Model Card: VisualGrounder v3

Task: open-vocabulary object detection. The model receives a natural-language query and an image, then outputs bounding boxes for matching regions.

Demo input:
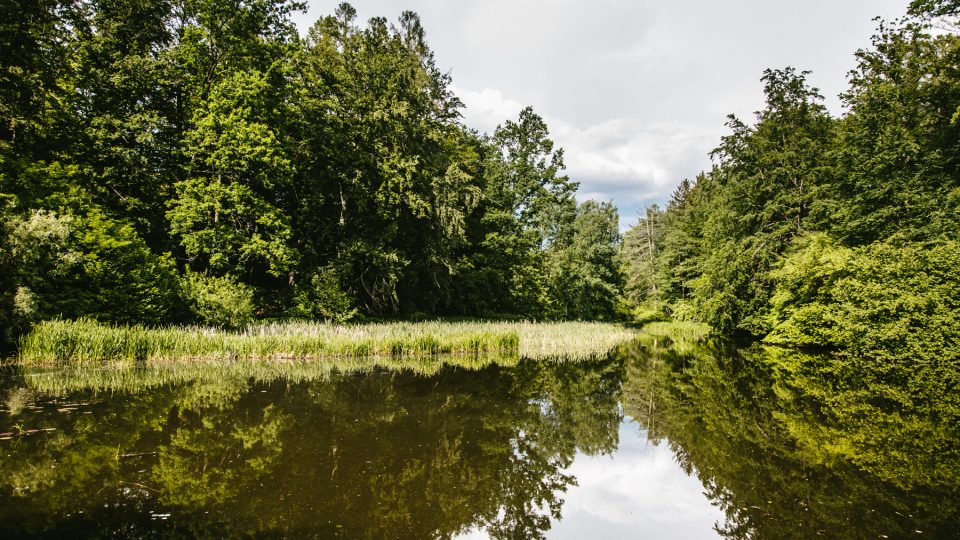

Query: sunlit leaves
[168,178,295,277]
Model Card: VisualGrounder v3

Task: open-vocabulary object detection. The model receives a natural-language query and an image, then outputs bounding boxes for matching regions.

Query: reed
[17,318,636,366]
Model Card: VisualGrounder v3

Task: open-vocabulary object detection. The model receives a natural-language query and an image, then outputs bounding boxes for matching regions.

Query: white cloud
[452,420,726,540]
[548,421,725,539]
[453,86,525,135]
[457,86,721,221]
[294,0,911,221]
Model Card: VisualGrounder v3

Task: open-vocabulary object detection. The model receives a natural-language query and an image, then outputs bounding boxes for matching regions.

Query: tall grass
[17,319,636,366]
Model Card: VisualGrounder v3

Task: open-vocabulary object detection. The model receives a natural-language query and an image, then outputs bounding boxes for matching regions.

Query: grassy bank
[17,319,636,365]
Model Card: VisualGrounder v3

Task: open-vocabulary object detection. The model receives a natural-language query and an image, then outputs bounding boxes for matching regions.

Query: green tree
[548,200,623,320]
[621,204,664,307]
[0,0,624,329]
[826,18,960,244]
[693,68,835,334]
[292,5,479,315]
[453,108,578,317]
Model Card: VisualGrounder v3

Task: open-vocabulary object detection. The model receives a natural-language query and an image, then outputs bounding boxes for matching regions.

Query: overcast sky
[292,1,910,226]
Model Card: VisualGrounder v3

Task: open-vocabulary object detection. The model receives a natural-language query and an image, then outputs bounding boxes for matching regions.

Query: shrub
[2,207,183,336]
[289,267,356,323]
[766,233,960,365]
[181,272,255,329]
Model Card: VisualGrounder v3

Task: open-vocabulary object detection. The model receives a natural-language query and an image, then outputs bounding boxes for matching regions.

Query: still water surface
[1,337,957,538]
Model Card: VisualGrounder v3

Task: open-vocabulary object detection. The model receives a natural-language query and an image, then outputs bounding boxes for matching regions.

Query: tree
[548,200,623,320]
[491,107,578,247]
[826,18,960,245]
[168,70,298,282]
[292,5,479,315]
[0,0,629,330]
[621,204,664,306]
[694,68,835,334]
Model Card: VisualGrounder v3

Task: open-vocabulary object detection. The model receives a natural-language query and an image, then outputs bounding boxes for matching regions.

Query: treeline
[624,0,960,363]
[0,0,624,342]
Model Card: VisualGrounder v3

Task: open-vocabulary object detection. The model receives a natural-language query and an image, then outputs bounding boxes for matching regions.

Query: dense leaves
[0,1,624,340]
[623,7,960,366]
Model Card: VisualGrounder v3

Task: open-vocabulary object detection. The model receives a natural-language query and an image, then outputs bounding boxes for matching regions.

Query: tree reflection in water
[0,357,624,538]
[621,335,960,539]
[1,337,958,538]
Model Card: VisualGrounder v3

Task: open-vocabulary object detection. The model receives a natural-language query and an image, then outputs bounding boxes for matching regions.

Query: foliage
[826,17,960,245]
[620,205,663,306]
[694,67,834,334]
[765,234,960,366]
[289,266,357,322]
[0,1,624,342]
[0,204,183,339]
[168,178,296,278]
[624,7,960,368]
[181,271,255,329]
[547,200,623,320]
[452,108,583,318]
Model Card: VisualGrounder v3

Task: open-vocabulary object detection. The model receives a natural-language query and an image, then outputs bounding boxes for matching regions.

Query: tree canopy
[621,7,960,366]
[0,1,624,342]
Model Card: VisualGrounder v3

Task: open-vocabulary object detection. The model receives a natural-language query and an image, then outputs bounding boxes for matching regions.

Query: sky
[292,0,910,227]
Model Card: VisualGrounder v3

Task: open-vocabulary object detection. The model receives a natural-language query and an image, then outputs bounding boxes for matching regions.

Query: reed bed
[18,319,636,366]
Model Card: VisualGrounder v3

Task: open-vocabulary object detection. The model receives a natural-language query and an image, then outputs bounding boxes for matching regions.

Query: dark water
[1,337,958,539]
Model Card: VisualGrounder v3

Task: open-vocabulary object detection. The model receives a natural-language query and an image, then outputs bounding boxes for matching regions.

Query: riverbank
[16,319,637,365]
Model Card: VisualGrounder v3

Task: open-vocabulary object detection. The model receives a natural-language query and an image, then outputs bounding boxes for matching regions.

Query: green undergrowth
[16,319,637,365]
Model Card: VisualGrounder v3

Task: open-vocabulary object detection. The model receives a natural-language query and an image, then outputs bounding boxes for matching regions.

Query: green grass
[17,318,636,366]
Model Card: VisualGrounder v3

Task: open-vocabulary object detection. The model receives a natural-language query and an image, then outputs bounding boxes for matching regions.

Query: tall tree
[621,204,664,306]
[292,5,478,315]
[548,200,623,320]
[695,68,835,333]
[827,18,960,244]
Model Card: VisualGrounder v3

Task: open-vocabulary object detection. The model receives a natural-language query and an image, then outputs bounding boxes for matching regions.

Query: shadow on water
[0,338,958,538]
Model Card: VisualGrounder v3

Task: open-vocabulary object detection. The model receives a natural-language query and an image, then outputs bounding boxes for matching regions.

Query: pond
[1,335,957,538]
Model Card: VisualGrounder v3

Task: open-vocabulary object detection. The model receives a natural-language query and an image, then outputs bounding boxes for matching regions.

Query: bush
[72,210,184,325]
[666,301,698,322]
[765,233,960,365]
[289,267,356,323]
[1,207,183,338]
[630,303,668,325]
[181,272,255,329]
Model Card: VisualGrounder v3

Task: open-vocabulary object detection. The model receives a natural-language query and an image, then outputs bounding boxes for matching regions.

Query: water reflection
[0,357,624,538]
[0,338,958,538]
[549,422,723,539]
[621,335,960,539]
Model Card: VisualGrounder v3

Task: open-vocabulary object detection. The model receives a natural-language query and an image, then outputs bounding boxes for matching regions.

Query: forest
[2,0,959,371]
[622,0,960,366]
[0,0,623,347]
